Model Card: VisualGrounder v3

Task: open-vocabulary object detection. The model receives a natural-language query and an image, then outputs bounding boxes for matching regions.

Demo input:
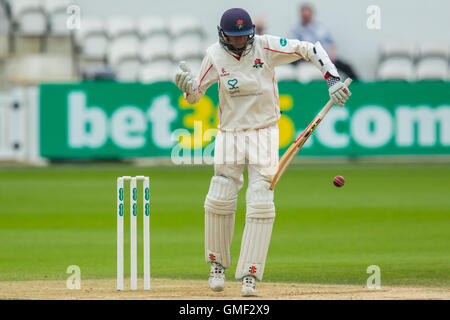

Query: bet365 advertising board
[39,81,450,160]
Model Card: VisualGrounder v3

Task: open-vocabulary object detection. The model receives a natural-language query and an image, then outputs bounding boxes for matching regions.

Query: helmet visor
[223,27,254,37]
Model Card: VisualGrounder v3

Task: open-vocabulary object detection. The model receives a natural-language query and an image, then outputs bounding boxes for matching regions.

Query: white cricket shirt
[185,34,318,131]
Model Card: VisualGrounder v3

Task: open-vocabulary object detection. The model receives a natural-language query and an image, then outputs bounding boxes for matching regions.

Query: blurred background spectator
[289,3,360,80]
[254,15,267,35]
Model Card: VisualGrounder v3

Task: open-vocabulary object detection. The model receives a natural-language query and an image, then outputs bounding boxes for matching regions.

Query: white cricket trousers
[204,124,278,281]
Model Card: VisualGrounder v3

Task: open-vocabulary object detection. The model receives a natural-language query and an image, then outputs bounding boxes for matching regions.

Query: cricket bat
[269,78,353,190]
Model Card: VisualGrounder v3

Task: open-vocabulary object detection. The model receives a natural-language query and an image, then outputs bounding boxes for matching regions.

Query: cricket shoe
[241,275,258,297]
[208,262,225,292]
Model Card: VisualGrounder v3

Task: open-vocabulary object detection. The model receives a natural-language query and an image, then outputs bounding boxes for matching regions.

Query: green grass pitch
[0,162,449,287]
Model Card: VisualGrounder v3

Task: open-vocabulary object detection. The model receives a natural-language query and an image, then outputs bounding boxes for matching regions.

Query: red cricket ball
[333,176,345,187]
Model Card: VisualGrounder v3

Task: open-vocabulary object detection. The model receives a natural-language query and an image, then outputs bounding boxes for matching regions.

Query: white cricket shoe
[208,262,225,292]
[241,275,258,297]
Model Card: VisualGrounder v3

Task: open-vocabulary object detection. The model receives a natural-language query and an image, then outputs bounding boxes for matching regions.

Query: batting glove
[174,61,197,95]
[328,80,351,107]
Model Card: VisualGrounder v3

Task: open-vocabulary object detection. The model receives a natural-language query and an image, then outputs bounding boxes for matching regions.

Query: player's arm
[263,35,351,106]
[174,54,218,105]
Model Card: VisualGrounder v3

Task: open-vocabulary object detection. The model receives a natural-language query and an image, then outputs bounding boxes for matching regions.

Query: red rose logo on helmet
[253,58,264,68]
[236,19,244,29]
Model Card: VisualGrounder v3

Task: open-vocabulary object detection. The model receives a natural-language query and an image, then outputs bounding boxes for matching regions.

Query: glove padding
[329,81,352,107]
[174,61,196,94]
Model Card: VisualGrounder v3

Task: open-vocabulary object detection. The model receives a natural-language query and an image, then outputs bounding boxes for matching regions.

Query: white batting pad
[204,175,239,268]
[235,216,274,280]
[235,180,275,280]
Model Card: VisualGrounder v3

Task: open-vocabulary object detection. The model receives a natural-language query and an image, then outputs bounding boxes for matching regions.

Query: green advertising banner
[39,81,450,159]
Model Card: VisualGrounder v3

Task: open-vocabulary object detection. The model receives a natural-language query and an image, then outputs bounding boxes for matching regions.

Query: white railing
[0,86,43,163]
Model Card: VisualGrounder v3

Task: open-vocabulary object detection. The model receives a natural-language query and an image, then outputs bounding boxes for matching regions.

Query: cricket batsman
[174,8,351,296]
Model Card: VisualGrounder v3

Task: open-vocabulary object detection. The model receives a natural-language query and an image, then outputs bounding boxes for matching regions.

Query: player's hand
[174,61,196,94]
[329,81,351,107]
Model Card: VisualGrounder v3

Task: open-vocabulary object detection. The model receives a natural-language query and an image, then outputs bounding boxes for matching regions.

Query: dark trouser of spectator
[334,59,359,81]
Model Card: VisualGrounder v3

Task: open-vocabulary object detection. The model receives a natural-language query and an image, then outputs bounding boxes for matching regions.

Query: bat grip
[319,78,353,117]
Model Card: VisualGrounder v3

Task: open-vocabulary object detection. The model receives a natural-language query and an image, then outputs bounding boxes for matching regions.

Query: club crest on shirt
[220,67,230,77]
[253,58,264,69]
[280,38,287,46]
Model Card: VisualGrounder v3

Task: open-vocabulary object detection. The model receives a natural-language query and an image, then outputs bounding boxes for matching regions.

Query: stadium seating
[379,40,415,61]
[182,57,202,75]
[1,8,213,83]
[140,34,171,62]
[416,57,448,81]
[297,62,323,82]
[69,14,209,83]
[107,40,140,81]
[45,0,74,55]
[10,0,47,36]
[169,16,204,38]
[8,0,46,56]
[106,16,139,48]
[1,3,448,85]
[171,34,205,61]
[75,17,108,60]
[104,16,141,81]
[416,41,450,81]
[376,40,450,81]
[138,16,168,37]
[138,59,174,83]
[419,41,449,60]
[45,0,72,35]
[377,57,415,81]
[275,64,297,81]
[138,16,171,63]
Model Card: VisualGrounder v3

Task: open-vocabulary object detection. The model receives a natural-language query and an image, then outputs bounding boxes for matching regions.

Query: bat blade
[269,78,352,190]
